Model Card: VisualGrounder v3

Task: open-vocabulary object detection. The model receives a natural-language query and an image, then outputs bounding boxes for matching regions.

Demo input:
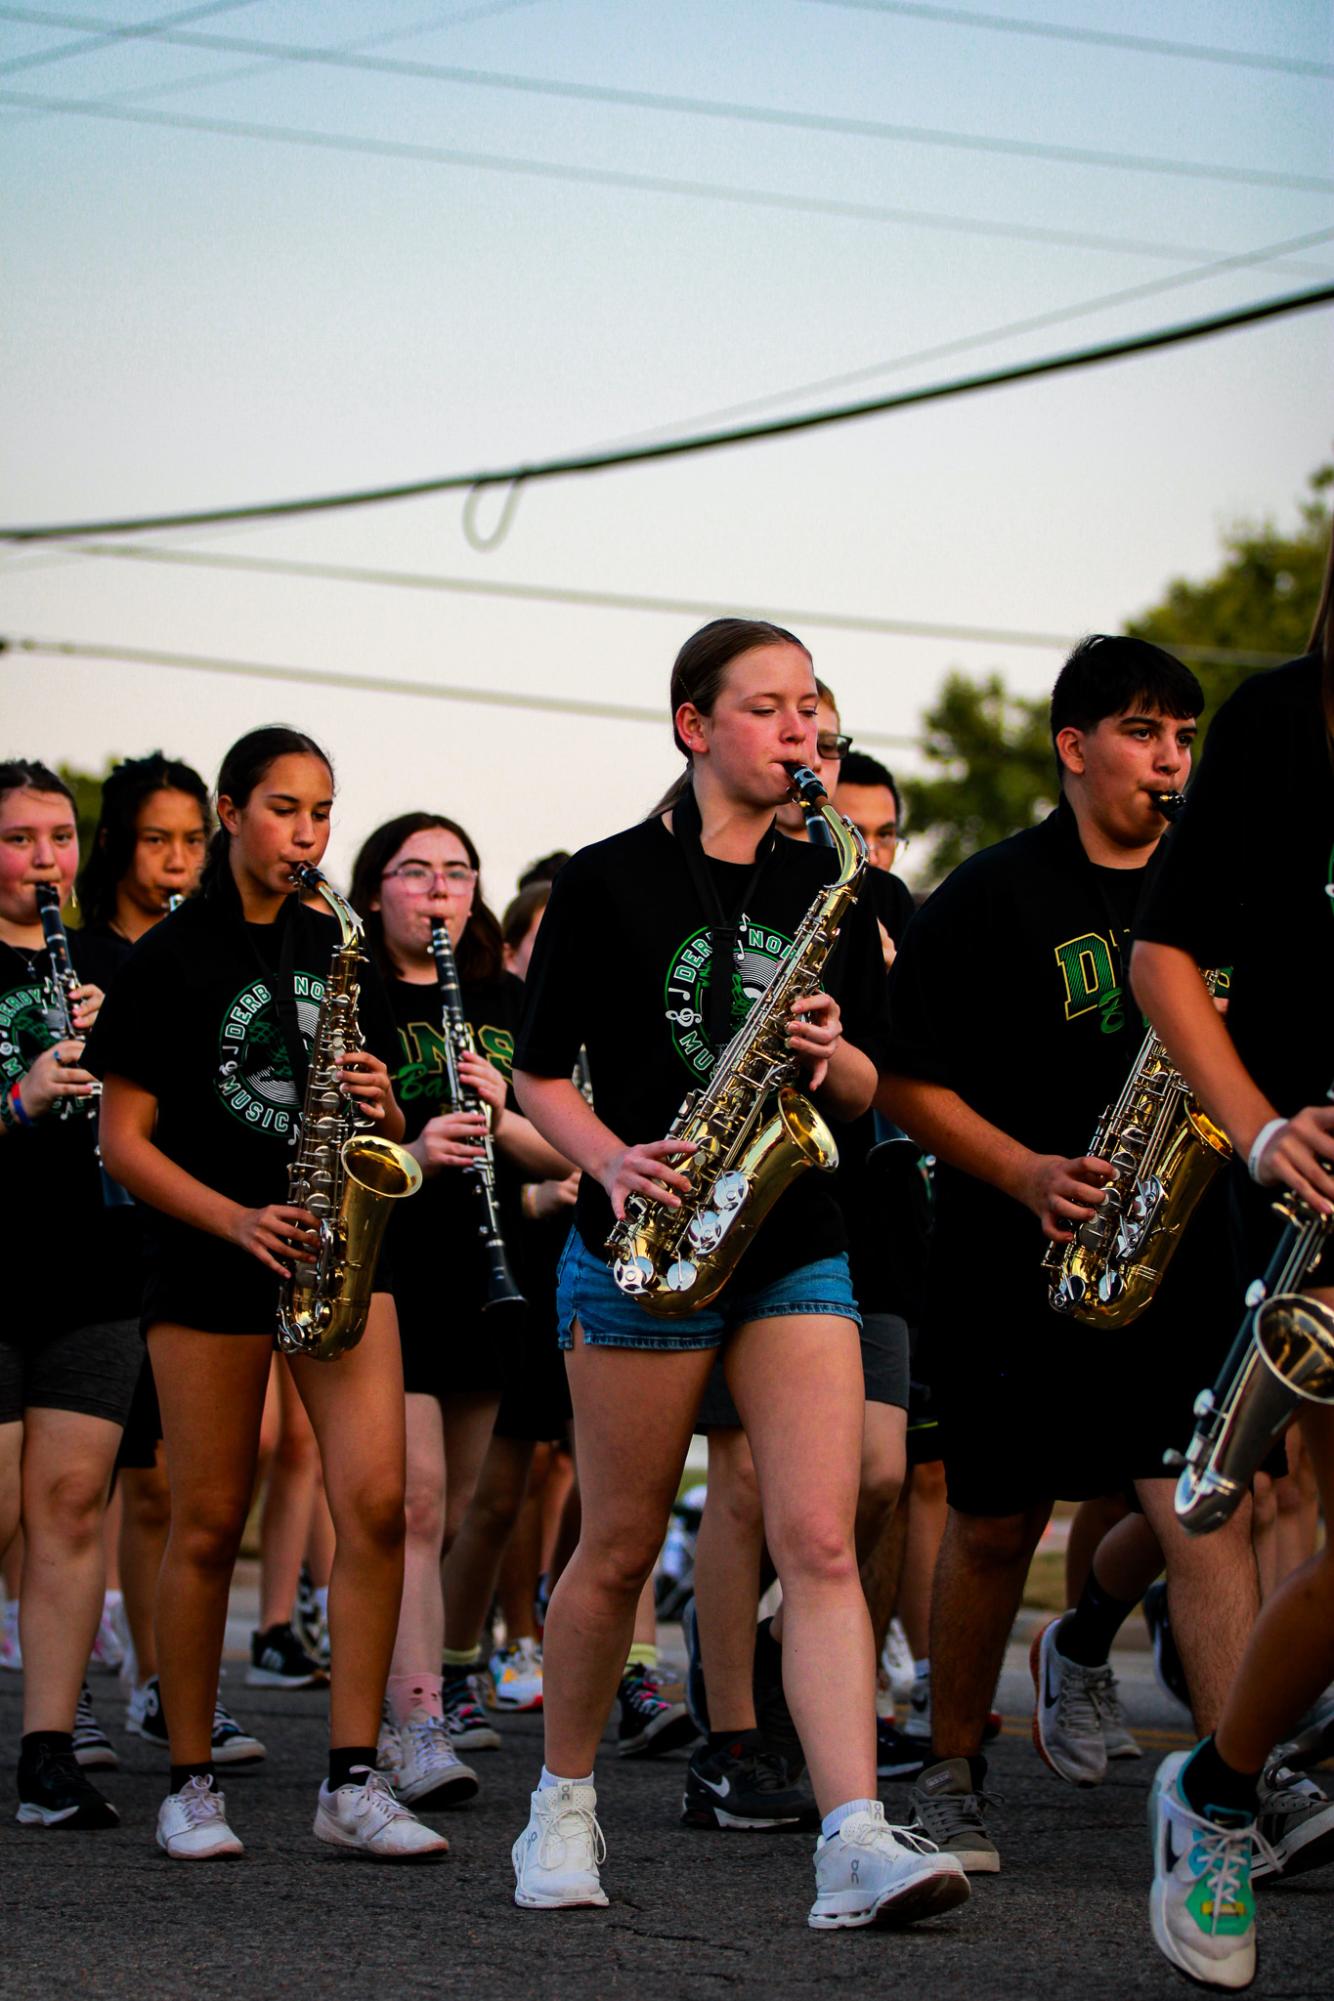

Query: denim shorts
[554,1228,861,1353]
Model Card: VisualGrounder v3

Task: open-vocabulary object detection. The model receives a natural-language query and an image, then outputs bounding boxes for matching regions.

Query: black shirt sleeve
[513,858,595,1079]
[829,877,892,1073]
[83,930,179,1098]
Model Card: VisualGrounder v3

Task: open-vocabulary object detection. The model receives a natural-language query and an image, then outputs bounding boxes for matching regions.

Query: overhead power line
[3,283,1331,544]
[0,0,255,78]
[0,634,920,747]
[39,541,1293,671]
[802,0,1334,80]
[4,85,1332,280]
[2,5,1328,195]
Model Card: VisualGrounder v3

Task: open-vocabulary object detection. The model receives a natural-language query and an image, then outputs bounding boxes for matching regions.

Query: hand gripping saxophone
[1172,1103,1334,1535]
[605,765,867,1317]
[277,865,422,1361]
[1043,970,1231,1327]
[33,883,99,1121]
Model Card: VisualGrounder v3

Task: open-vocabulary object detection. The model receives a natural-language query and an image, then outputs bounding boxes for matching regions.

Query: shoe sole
[449,1728,502,1752]
[245,1669,328,1689]
[158,1833,245,1859]
[313,1821,449,1861]
[810,1866,972,1929]
[1028,1622,1105,1790]
[212,1745,267,1768]
[514,1888,609,1909]
[396,1773,481,1810]
[74,1747,120,1771]
[1149,1879,1254,1990]
[17,1799,120,1829]
[681,1800,805,1831]
[619,1711,700,1760]
[493,1694,543,1712]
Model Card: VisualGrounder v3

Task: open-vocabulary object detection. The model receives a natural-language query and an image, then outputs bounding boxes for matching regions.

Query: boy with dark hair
[876,637,1331,1875]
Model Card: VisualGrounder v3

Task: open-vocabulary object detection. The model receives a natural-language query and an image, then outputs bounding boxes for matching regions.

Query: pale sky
[3,0,1331,898]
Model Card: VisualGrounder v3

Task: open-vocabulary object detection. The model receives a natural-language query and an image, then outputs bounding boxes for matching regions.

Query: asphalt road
[3,1633,1330,2001]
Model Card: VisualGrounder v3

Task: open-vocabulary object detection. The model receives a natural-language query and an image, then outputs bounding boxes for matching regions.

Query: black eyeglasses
[816,732,853,760]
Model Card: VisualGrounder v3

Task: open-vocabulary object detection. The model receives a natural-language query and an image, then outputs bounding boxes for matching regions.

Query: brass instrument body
[1045,981,1230,1328]
[277,866,422,1362]
[1174,1188,1334,1535]
[605,766,865,1318]
[33,883,99,1121]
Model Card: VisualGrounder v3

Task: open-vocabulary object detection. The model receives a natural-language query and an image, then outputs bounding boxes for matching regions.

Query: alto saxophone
[605,765,867,1317]
[1172,1103,1334,1535]
[277,865,422,1362]
[1044,970,1231,1327]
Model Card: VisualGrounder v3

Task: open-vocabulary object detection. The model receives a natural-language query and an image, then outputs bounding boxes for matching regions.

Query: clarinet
[33,884,99,1121]
[428,917,525,1312]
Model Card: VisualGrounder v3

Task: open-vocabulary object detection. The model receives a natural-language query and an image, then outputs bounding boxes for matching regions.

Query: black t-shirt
[1136,656,1334,1117]
[83,888,399,1317]
[382,967,526,1317]
[513,814,891,1290]
[884,798,1159,1334]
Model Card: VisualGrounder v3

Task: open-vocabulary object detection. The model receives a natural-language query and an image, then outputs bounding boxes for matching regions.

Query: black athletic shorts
[905,1326,942,1469]
[694,1310,910,1431]
[398,1289,519,1401]
[115,1350,163,1469]
[0,1319,143,1428]
[492,1302,572,1441]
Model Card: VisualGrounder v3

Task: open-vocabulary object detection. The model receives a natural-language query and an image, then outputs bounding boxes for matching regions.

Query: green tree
[1126,463,1330,722]
[903,671,1056,882]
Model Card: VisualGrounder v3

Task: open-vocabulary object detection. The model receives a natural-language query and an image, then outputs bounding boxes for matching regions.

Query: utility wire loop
[462,477,524,553]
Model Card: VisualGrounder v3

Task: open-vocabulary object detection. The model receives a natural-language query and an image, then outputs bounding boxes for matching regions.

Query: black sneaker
[211,1697,267,1768]
[442,1669,502,1752]
[73,1683,118,1771]
[126,1676,170,1747]
[682,1732,812,1829]
[752,1616,806,1784]
[617,1664,698,1758]
[16,1741,119,1828]
[293,1561,330,1669]
[877,1715,929,1780]
[245,1622,328,1689]
[1142,1580,1191,1715]
[681,1595,709,1734]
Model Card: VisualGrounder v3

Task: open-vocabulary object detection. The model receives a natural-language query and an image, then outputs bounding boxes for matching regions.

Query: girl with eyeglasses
[347,815,571,1809]
[86,727,446,1863]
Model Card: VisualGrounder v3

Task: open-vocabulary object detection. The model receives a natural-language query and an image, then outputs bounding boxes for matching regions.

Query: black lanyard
[671,781,778,1048]
[240,896,311,1108]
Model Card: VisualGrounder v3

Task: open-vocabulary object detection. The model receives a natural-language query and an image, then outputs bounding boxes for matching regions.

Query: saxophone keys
[664,1258,699,1293]
[613,1255,654,1294]
[714,1171,747,1212]
[687,1211,726,1253]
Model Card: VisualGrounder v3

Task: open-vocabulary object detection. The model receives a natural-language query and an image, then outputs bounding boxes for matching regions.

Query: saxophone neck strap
[671,779,778,1049]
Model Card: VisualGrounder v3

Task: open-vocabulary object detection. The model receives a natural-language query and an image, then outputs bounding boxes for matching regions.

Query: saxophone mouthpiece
[290,863,325,894]
[1152,792,1186,821]
[784,763,826,806]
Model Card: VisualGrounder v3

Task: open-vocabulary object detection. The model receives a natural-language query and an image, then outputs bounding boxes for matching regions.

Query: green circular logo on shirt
[663,920,792,1081]
[0,981,55,1087]
[214,972,326,1136]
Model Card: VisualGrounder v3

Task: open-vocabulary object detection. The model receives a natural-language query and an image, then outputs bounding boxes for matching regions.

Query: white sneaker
[1102,1671,1143,1761]
[1030,1616,1109,1788]
[89,1593,126,1674]
[313,1771,450,1860]
[393,1712,480,1809]
[1,1602,22,1673]
[377,1706,403,1778]
[512,1781,609,1909]
[490,1638,544,1711]
[809,1801,971,1930]
[881,1619,916,1707]
[156,1776,244,1860]
[1148,1750,1269,1991]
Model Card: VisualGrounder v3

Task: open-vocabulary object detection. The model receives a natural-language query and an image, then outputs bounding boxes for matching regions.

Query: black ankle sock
[1058,1575,1139,1667]
[21,1730,74,1761]
[708,1727,762,1756]
[1180,1736,1259,1821]
[170,1761,214,1794]
[329,1745,379,1792]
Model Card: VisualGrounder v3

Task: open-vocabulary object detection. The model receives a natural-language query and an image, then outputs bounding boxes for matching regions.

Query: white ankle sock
[822,1797,878,1840]
[539,1765,594,1792]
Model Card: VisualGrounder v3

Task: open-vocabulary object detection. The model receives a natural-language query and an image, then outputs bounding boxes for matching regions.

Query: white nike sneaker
[313,1771,450,1860]
[809,1802,971,1930]
[156,1776,244,1860]
[512,1781,609,1909]
[1030,1616,1110,1788]
[393,1712,480,1808]
[1148,1750,1271,1991]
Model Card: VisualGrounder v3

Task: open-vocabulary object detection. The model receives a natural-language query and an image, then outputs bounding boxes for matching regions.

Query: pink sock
[387,1673,444,1726]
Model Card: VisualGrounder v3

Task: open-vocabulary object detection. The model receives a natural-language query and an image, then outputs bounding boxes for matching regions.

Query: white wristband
[1247,1117,1287,1183]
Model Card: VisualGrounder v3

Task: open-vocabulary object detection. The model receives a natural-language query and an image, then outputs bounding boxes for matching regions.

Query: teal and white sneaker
[1148,1750,1268,1991]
